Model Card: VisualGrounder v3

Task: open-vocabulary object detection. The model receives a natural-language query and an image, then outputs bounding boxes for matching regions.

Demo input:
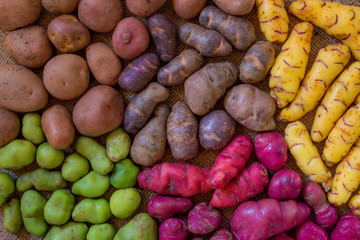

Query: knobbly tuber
[123,82,170,134]
[147,196,193,220]
[296,221,329,240]
[159,218,189,240]
[187,202,222,235]
[185,62,238,116]
[331,213,360,239]
[209,229,234,240]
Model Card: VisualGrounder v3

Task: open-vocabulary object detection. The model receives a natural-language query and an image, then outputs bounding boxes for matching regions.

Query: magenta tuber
[269,233,294,240]
[331,212,360,240]
[147,195,193,220]
[159,218,189,240]
[187,202,222,235]
[296,221,329,240]
[268,169,302,200]
[209,228,234,240]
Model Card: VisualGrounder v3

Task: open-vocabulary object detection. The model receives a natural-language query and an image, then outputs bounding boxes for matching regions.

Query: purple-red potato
[126,0,167,18]
[268,169,302,201]
[86,42,122,86]
[43,54,89,100]
[118,53,160,92]
[254,131,288,171]
[296,221,329,240]
[159,218,189,240]
[78,0,123,32]
[331,213,360,240]
[187,202,221,235]
[302,182,338,229]
[41,105,75,150]
[172,0,207,20]
[0,64,48,112]
[73,85,124,137]
[192,239,204,240]
[0,107,20,148]
[148,14,177,62]
[4,25,53,69]
[209,228,234,240]
[41,0,80,14]
[269,233,294,240]
[213,0,255,16]
[47,14,90,53]
[112,17,150,60]
[0,0,42,30]
[230,199,311,240]
[147,196,194,220]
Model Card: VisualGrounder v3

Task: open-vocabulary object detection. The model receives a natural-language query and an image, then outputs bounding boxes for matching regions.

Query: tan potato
[41,105,75,150]
[213,0,255,16]
[0,107,20,148]
[43,54,89,100]
[86,42,122,86]
[4,25,53,69]
[126,0,167,18]
[0,0,42,30]
[0,64,48,112]
[41,0,80,14]
[78,0,123,33]
[172,0,207,20]
[73,85,124,137]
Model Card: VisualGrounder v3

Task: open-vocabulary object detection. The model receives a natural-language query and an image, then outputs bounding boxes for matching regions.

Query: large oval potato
[41,0,80,14]
[0,0,42,30]
[0,64,48,112]
[4,25,53,69]
[172,0,207,20]
[0,107,20,148]
[43,54,89,100]
[213,0,255,16]
[73,86,124,137]
[126,0,167,18]
[41,105,75,150]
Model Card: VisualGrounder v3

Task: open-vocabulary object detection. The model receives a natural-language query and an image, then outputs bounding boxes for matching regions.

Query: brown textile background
[0,0,359,239]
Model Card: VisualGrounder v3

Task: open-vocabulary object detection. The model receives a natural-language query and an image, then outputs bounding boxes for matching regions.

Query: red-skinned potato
[296,221,329,240]
[126,0,167,18]
[0,107,20,148]
[268,169,302,201]
[213,0,255,16]
[112,17,150,60]
[41,0,80,14]
[172,0,207,20]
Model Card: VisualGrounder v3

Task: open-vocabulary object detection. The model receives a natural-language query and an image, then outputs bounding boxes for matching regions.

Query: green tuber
[110,158,139,189]
[114,213,158,240]
[86,223,115,240]
[0,171,15,206]
[44,221,88,240]
[0,139,36,170]
[36,142,65,169]
[22,112,45,144]
[106,127,131,162]
[110,188,141,218]
[3,198,23,234]
[61,153,90,182]
[44,189,75,225]
[72,198,112,224]
[72,170,110,198]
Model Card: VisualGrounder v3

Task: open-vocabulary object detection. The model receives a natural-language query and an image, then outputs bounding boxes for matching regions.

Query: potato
[126,0,167,18]
[73,85,124,137]
[4,25,53,69]
[225,84,276,132]
[112,17,150,60]
[47,14,91,53]
[41,105,75,150]
[213,0,255,16]
[43,54,89,100]
[41,0,80,14]
[172,0,207,20]
[0,64,48,112]
[0,107,20,148]
[0,0,42,30]
[78,0,123,33]
[86,42,122,86]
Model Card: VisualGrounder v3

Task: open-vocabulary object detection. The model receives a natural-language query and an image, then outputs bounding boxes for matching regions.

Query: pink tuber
[296,221,329,240]
[187,202,222,235]
[254,132,288,171]
[209,228,234,240]
[268,169,302,200]
[147,196,193,220]
[269,233,294,240]
[159,218,189,240]
[331,212,360,240]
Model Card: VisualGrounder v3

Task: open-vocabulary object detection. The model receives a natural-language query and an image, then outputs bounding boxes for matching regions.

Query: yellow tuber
[356,94,360,105]
[349,191,360,215]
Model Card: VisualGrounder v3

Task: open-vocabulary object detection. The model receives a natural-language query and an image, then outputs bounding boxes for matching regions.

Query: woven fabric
[1,0,360,239]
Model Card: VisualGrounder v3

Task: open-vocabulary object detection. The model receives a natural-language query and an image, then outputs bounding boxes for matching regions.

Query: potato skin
[86,42,122,86]
[0,107,20,148]
[112,17,150,60]
[126,0,167,18]
[47,14,91,53]
[43,54,89,100]
[41,0,80,14]
[41,105,75,150]
[225,84,276,132]
[172,0,207,20]
[213,0,255,16]
[0,64,48,112]
[4,25,53,69]
[73,85,124,137]
[78,0,123,33]
[0,0,42,30]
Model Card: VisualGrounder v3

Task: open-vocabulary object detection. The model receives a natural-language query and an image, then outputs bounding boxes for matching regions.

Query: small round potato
[0,107,20,148]
[41,105,75,150]
[47,14,91,53]
[78,0,123,33]
[86,43,122,86]
[43,54,89,100]
[0,0,42,30]
[172,0,207,20]
[73,86,124,137]
[126,0,167,18]
[41,0,80,14]
[213,0,255,16]
[4,25,53,69]
[112,17,150,60]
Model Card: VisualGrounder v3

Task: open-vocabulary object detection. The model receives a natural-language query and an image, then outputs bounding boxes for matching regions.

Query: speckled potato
[41,0,80,14]
[213,0,255,15]
[47,14,90,53]
[126,0,167,18]
[0,107,20,148]
[172,0,207,20]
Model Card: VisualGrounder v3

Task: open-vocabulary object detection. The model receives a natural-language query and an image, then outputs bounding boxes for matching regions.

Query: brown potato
[213,0,255,16]
[86,42,122,86]
[0,64,48,112]
[126,0,167,18]
[0,0,42,30]
[41,105,75,150]
[43,54,89,100]
[78,0,123,33]
[172,0,207,20]
[4,25,53,69]
[0,107,20,148]
[73,85,124,137]
[41,0,80,14]
[47,14,91,53]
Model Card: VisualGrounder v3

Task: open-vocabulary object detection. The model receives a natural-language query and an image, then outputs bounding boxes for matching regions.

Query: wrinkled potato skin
[0,107,20,148]
[41,105,75,150]
[126,0,167,18]
[0,64,48,112]
[0,0,42,30]
[173,0,207,20]
[41,0,80,14]
[47,14,90,53]
[78,0,123,33]
[86,43,122,86]
[4,26,53,69]
[213,0,255,15]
